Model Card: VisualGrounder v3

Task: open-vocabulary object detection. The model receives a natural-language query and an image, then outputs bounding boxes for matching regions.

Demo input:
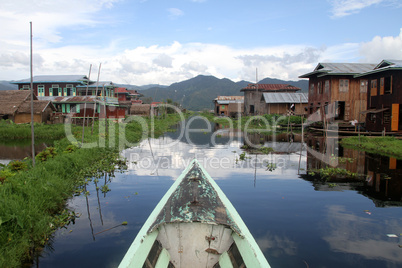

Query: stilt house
[299,63,376,123]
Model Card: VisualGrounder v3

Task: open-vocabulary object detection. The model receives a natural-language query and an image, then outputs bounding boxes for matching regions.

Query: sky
[0,0,402,85]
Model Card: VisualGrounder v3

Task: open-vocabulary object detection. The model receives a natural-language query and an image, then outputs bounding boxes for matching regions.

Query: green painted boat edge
[118,160,195,268]
[118,159,271,268]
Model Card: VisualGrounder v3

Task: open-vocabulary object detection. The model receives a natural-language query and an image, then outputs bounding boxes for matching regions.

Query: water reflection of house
[355,60,402,132]
[245,132,303,153]
[0,90,55,124]
[305,134,365,174]
[304,135,402,207]
[213,96,244,117]
[364,153,402,207]
[299,63,376,123]
[241,84,301,115]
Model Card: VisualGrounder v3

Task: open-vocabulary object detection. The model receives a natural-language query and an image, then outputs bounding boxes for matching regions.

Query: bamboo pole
[91,63,101,135]
[81,64,92,145]
[30,22,35,166]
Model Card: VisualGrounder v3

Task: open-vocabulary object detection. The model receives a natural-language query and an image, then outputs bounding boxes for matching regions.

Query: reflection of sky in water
[37,123,402,268]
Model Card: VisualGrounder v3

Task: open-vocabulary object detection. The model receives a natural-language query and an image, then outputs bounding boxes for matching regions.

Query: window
[51,84,61,96]
[65,84,73,96]
[370,80,377,96]
[380,78,384,95]
[324,80,329,93]
[318,82,323,94]
[384,76,392,94]
[249,105,255,114]
[221,105,225,110]
[309,84,315,94]
[22,85,30,90]
[339,79,349,92]
[360,80,368,93]
[38,85,44,96]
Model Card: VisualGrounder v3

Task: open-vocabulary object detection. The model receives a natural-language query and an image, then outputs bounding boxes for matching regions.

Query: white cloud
[330,0,385,18]
[153,54,173,68]
[0,40,358,85]
[168,8,184,19]
[359,29,402,62]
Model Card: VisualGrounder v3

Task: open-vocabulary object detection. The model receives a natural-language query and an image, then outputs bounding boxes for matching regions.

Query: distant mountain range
[0,81,17,90]
[139,75,308,111]
[1,76,308,111]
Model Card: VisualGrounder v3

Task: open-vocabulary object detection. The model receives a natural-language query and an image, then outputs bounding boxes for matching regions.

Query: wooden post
[30,22,35,166]
[91,63,101,135]
[81,64,92,145]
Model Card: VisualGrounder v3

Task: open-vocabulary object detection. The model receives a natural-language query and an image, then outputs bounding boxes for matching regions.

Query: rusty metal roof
[39,96,97,102]
[262,92,308,104]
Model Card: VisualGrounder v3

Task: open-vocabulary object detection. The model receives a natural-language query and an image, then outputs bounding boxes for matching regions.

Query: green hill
[140,75,308,111]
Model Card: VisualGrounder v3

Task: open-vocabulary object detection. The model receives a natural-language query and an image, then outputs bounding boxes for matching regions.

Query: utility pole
[256,68,259,115]
[30,22,35,166]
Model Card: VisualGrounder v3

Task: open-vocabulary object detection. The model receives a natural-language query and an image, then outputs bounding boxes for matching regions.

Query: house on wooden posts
[261,92,308,116]
[355,60,402,132]
[11,75,126,122]
[213,96,244,117]
[0,90,55,123]
[299,63,376,123]
[116,87,143,116]
[241,84,301,115]
[116,88,141,102]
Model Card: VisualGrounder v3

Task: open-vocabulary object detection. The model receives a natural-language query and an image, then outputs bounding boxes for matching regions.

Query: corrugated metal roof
[375,59,402,69]
[216,100,244,104]
[242,84,300,91]
[299,62,376,78]
[262,92,308,104]
[39,96,97,102]
[215,96,244,101]
[355,59,402,77]
[12,75,88,84]
[76,81,114,88]
[316,63,376,74]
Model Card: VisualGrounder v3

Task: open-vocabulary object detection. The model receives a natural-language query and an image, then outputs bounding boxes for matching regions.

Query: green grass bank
[199,111,305,132]
[0,113,186,267]
[340,136,402,159]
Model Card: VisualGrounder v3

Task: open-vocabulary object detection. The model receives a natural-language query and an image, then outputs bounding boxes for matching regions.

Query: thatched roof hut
[0,90,56,123]
[0,90,33,116]
[130,104,151,116]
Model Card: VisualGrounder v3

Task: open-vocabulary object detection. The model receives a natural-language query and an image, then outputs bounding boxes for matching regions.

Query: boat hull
[119,159,270,268]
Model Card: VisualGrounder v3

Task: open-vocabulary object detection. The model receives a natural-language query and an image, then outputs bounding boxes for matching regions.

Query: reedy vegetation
[0,113,186,267]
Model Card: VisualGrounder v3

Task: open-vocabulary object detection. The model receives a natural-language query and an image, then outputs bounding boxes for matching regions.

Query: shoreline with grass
[0,113,187,267]
[340,136,402,159]
[199,111,305,133]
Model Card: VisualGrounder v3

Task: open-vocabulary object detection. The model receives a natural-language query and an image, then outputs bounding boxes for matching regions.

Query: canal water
[25,117,402,267]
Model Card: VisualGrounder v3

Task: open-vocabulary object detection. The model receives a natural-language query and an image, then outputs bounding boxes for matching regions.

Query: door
[391,103,399,131]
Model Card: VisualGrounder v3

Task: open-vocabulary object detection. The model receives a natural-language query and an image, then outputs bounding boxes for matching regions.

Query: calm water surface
[33,118,402,268]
